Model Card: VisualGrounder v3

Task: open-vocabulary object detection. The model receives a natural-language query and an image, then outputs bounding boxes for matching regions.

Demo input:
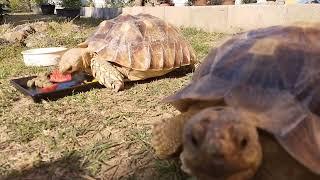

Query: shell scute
[164,23,320,174]
[83,14,196,71]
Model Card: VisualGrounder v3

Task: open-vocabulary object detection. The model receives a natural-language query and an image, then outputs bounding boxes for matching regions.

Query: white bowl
[21,47,68,67]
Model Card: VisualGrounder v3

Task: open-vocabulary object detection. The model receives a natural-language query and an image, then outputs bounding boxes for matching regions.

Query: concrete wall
[81,0,106,7]
[81,5,320,33]
[81,7,122,19]
[80,0,132,8]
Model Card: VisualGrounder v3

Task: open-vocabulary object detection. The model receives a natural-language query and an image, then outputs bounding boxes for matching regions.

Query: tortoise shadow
[123,65,194,91]
[1,152,91,180]
[36,67,192,102]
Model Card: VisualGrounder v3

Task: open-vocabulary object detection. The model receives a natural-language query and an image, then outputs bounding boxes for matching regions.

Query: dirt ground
[0,13,228,180]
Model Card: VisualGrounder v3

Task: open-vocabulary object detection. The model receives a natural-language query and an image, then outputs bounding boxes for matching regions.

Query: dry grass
[0,15,227,180]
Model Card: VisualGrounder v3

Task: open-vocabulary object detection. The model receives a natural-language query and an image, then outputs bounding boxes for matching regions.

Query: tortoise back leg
[151,109,198,159]
[91,57,125,92]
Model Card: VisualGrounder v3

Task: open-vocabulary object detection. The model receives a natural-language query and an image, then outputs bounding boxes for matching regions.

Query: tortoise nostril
[67,67,73,72]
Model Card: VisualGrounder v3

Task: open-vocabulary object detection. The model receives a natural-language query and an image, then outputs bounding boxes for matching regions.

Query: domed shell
[164,23,320,175]
[83,14,196,71]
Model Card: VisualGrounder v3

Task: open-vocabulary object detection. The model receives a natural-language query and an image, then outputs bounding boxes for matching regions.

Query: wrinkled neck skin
[77,42,93,73]
[81,49,94,74]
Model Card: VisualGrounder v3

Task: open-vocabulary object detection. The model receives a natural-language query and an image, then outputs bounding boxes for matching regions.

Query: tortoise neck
[81,48,93,72]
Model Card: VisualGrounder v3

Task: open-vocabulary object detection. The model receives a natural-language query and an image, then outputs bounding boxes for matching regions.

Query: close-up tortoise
[57,13,197,91]
[152,22,320,179]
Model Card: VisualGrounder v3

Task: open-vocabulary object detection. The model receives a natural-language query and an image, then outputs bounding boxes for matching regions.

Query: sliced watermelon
[50,69,72,83]
[39,83,59,93]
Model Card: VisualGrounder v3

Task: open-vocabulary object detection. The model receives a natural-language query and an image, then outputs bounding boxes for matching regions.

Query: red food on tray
[39,83,59,93]
[49,69,72,83]
[10,73,103,103]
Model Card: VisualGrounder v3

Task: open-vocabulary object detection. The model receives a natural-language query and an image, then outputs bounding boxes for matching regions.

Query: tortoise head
[181,107,262,180]
[58,47,93,74]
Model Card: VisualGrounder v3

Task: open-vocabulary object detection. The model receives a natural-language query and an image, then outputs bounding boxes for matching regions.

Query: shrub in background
[9,0,32,12]
[61,0,82,8]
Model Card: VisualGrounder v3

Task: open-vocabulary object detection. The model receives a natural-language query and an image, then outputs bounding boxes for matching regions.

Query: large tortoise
[58,14,196,91]
[151,22,320,179]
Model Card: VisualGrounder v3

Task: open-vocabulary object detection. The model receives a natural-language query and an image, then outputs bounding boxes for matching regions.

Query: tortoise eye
[240,138,248,149]
[191,134,199,147]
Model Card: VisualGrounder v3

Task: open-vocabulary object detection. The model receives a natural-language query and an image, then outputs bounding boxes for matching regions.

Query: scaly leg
[91,57,125,92]
[151,110,198,159]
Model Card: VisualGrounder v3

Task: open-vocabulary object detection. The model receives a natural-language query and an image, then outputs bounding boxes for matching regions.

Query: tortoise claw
[112,81,124,92]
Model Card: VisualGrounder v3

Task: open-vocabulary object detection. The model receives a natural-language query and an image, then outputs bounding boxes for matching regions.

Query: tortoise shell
[81,14,196,71]
[164,23,320,174]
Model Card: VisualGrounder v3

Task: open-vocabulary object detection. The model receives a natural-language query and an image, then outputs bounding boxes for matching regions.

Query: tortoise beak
[58,63,73,74]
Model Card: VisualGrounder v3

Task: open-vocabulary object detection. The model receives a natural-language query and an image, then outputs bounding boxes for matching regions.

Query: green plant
[9,0,32,11]
[31,0,43,5]
[61,0,82,8]
[85,0,95,7]
[105,0,134,7]
[0,0,10,6]
[32,0,55,5]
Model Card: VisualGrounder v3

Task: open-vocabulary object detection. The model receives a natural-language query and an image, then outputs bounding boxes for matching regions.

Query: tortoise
[58,13,196,91]
[151,22,320,180]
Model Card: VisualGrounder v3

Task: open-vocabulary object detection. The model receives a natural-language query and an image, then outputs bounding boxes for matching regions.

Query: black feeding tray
[10,74,105,103]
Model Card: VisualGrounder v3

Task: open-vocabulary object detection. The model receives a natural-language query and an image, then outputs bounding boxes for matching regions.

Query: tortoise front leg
[91,57,125,92]
[151,109,198,159]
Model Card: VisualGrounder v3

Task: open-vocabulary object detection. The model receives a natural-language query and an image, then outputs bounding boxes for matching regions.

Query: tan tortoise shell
[81,13,197,71]
[163,22,320,175]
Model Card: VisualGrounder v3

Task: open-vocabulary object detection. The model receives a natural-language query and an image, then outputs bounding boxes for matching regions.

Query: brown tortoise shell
[164,23,320,175]
[81,13,196,71]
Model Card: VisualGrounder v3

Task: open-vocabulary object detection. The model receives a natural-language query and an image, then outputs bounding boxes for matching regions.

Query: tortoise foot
[91,57,125,92]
